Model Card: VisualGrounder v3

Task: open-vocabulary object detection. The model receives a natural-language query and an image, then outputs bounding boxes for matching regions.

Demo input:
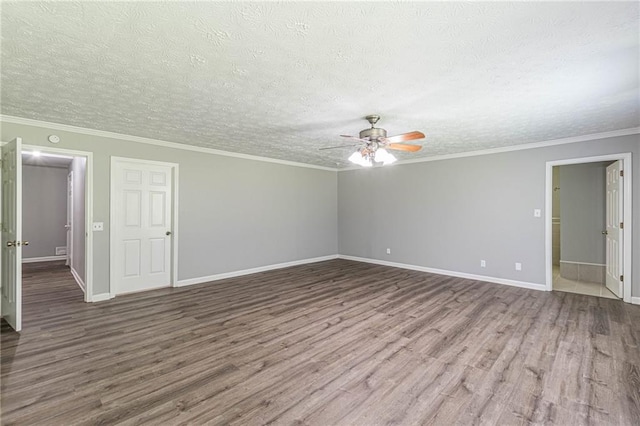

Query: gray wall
[70,157,86,283]
[2,121,338,295]
[559,162,610,265]
[22,165,68,259]
[338,135,640,297]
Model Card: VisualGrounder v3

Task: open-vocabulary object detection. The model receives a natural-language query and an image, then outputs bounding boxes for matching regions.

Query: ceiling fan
[321,115,425,167]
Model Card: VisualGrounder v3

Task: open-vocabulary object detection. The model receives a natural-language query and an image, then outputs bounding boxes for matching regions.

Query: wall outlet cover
[92,222,104,231]
[480,260,486,267]
[55,246,67,255]
[515,262,522,271]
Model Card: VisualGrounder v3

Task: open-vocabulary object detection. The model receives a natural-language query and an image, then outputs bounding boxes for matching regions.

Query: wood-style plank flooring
[2,259,639,425]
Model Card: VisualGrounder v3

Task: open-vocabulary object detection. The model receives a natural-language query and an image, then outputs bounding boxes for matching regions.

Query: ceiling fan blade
[340,134,369,142]
[383,131,425,143]
[319,144,359,150]
[387,143,422,152]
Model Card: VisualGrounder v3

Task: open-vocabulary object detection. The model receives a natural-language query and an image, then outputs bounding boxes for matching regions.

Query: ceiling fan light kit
[326,115,425,168]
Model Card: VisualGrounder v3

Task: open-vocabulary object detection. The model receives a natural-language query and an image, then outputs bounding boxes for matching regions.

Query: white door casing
[112,159,174,294]
[1,137,22,331]
[605,160,623,298]
[545,153,632,303]
[66,171,73,266]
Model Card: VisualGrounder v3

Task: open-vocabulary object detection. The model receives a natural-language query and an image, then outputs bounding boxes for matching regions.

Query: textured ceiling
[2,2,639,168]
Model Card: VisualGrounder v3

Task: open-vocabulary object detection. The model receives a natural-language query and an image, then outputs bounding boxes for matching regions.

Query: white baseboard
[22,255,66,263]
[176,255,339,287]
[337,255,546,291]
[632,297,640,305]
[91,293,114,302]
[70,266,85,293]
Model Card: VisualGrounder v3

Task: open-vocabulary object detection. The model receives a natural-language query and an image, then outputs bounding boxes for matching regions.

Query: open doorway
[22,150,86,295]
[551,161,616,298]
[545,153,632,303]
[21,144,94,305]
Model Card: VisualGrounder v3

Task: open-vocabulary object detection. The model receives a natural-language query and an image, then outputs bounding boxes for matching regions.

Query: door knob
[22,241,29,246]
[602,230,608,235]
[6,241,15,247]
[166,231,172,236]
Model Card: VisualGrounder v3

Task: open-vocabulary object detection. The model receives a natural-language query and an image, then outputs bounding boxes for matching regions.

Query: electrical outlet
[515,262,522,271]
[534,209,541,218]
[92,222,104,231]
[480,260,486,268]
[386,248,391,255]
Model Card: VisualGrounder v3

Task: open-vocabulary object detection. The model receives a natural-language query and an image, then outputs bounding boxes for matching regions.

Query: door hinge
[620,275,624,282]
[620,222,624,229]
[620,170,624,177]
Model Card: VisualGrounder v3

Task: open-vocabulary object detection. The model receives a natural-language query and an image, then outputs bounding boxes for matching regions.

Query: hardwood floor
[2,259,639,425]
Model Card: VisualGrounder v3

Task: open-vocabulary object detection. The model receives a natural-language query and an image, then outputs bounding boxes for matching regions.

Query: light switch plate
[92,222,104,231]
[534,209,541,217]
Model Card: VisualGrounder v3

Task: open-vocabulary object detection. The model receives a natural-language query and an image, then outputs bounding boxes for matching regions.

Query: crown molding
[0,115,338,172]
[3,115,637,173]
[338,127,640,171]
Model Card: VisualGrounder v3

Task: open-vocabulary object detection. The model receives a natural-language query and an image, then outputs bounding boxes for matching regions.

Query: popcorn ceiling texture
[1,2,638,168]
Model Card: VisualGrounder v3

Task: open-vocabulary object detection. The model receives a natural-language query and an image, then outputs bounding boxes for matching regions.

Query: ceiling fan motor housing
[359,127,387,141]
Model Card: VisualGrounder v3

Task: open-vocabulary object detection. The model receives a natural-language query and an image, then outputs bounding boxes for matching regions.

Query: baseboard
[176,254,339,287]
[70,266,85,293]
[22,255,66,263]
[91,293,114,302]
[632,297,640,305]
[337,255,546,291]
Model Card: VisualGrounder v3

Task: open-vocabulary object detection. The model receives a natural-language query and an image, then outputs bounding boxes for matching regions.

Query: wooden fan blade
[384,131,425,143]
[387,143,422,152]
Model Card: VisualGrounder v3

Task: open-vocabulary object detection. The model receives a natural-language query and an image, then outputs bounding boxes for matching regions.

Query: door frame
[66,170,73,267]
[545,153,632,303]
[109,157,179,298]
[22,144,95,303]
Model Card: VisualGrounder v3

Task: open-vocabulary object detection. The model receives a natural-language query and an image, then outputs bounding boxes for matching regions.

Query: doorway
[545,153,632,303]
[21,144,93,303]
[22,150,86,294]
[1,140,94,332]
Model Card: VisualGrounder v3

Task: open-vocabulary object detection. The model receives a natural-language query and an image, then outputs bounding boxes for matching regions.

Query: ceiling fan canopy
[321,115,425,167]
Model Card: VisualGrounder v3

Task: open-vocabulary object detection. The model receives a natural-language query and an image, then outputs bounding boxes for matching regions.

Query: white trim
[0,115,337,172]
[339,127,640,171]
[22,255,66,263]
[110,157,179,297]
[23,144,94,303]
[558,260,606,267]
[632,297,640,305]
[91,293,114,303]
[545,153,633,303]
[337,255,545,291]
[176,255,339,287]
[70,266,85,293]
[171,165,179,293]
[4,116,638,174]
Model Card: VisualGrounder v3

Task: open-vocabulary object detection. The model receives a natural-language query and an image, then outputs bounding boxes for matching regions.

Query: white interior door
[1,137,23,331]
[66,171,73,266]
[113,159,173,294]
[605,160,623,298]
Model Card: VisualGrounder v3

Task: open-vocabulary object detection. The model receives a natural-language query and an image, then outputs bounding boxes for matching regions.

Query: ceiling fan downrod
[360,115,387,140]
